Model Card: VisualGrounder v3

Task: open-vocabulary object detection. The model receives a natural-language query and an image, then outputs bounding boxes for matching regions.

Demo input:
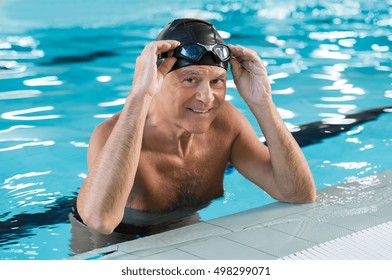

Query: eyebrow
[180,70,227,79]
[180,70,203,77]
[215,73,227,79]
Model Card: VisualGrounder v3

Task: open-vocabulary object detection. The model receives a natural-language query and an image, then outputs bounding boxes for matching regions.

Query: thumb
[158,57,177,77]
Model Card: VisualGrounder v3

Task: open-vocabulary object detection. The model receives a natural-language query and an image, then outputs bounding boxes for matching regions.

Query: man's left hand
[229,44,272,106]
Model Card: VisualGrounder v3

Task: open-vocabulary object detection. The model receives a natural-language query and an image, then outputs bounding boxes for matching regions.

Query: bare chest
[128,144,230,211]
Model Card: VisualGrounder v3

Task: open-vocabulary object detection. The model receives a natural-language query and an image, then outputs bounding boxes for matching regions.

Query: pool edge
[68,169,392,260]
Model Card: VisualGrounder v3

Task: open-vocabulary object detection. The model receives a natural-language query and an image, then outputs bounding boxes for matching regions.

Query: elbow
[76,203,120,235]
[276,181,317,204]
[293,188,316,203]
[292,182,317,203]
[83,216,117,235]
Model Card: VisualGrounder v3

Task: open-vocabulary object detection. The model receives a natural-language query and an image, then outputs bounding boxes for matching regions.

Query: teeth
[190,108,209,113]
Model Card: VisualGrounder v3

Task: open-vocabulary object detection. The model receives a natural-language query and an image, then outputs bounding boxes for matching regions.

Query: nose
[195,81,214,105]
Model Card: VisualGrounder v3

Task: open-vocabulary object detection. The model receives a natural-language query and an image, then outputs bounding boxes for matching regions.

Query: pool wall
[69,169,392,260]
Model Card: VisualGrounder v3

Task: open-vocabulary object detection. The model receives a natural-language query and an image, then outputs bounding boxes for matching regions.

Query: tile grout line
[218,235,279,259]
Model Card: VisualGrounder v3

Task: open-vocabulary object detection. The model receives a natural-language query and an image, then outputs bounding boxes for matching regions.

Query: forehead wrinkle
[216,72,227,79]
[179,68,227,78]
[180,70,203,77]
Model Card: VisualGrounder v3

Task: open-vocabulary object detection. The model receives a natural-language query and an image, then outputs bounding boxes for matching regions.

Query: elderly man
[76,18,316,236]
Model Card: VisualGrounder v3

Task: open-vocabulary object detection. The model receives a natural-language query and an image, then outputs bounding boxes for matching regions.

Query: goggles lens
[213,45,230,61]
[178,45,204,61]
[175,43,231,62]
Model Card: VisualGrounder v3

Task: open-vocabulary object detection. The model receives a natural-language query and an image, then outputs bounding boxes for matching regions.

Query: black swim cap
[156,18,229,71]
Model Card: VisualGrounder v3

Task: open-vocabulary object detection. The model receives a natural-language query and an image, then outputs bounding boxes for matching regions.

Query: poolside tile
[100,251,141,260]
[67,244,119,260]
[222,226,316,258]
[263,214,353,244]
[69,170,392,260]
[368,202,392,220]
[140,249,203,260]
[314,210,389,232]
[117,222,231,254]
[315,170,392,210]
[375,170,392,186]
[207,202,316,231]
[336,183,392,213]
[179,236,276,259]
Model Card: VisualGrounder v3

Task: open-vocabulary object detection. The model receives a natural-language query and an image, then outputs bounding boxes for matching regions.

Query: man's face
[160,65,227,134]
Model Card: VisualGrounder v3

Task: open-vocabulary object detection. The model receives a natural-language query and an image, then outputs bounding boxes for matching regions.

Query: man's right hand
[131,40,180,97]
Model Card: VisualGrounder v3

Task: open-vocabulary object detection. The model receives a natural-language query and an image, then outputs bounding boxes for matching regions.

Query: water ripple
[3,171,52,185]
[0,61,27,75]
[23,76,63,87]
[0,141,55,152]
[98,98,126,107]
[0,49,44,60]
[0,125,35,134]
[0,90,41,100]
[1,106,61,121]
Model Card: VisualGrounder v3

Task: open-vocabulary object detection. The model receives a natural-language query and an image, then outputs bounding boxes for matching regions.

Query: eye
[211,78,225,85]
[183,77,198,84]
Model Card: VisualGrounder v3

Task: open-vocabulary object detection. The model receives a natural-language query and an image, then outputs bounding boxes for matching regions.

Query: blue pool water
[0,0,391,259]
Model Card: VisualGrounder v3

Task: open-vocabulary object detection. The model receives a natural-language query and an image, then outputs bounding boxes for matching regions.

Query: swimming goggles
[160,43,231,62]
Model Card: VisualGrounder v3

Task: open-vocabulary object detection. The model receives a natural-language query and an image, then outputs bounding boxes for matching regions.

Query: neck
[145,101,194,157]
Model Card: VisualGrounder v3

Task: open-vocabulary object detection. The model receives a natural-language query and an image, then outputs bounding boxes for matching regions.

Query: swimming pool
[0,0,391,259]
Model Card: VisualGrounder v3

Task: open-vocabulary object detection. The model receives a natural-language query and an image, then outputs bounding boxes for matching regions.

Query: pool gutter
[68,169,392,260]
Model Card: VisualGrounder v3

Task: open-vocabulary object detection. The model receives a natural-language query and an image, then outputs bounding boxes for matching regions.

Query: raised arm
[228,44,316,203]
[76,40,180,234]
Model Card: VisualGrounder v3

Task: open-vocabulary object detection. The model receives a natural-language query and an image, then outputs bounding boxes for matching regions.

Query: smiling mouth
[188,108,210,114]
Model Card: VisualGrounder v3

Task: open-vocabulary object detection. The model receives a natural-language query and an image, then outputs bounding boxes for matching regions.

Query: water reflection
[321,96,356,102]
[311,49,351,60]
[272,88,294,95]
[23,76,63,86]
[309,31,358,41]
[338,39,356,48]
[1,106,61,121]
[0,141,55,152]
[331,161,369,170]
[96,75,112,82]
[1,171,54,208]
[94,114,115,119]
[315,104,357,114]
[0,125,35,133]
[69,141,88,148]
[98,98,126,107]
[371,44,389,52]
[0,60,27,75]
[0,90,41,100]
[0,49,44,60]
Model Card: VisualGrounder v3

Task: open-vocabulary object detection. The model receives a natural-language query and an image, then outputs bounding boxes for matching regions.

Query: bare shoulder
[91,112,121,141]
[87,112,121,167]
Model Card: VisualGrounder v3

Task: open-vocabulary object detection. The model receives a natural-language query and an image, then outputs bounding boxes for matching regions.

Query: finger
[230,45,268,75]
[158,57,177,77]
[150,40,180,55]
[241,60,267,76]
[229,44,261,63]
[229,57,242,81]
[228,44,243,57]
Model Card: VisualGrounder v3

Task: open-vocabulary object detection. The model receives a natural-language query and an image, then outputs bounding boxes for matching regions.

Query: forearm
[247,96,316,203]
[77,92,152,233]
